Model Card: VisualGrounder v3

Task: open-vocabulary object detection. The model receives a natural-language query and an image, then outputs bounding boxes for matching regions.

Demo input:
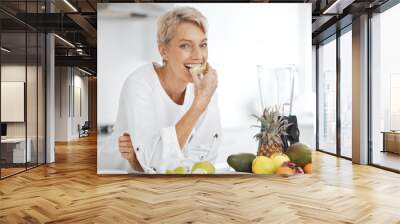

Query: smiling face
[159,22,208,83]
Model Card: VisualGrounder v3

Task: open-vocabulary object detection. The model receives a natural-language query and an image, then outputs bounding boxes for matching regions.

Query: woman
[114,7,222,174]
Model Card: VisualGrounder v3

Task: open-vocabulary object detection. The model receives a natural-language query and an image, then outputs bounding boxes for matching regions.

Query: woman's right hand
[119,132,144,172]
[192,63,218,112]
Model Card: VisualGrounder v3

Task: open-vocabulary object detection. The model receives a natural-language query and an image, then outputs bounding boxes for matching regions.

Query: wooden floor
[1,167,26,178]
[1,163,45,178]
[1,135,400,223]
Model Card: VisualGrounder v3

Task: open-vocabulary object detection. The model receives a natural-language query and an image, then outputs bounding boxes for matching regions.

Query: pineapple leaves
[251,106,293,146]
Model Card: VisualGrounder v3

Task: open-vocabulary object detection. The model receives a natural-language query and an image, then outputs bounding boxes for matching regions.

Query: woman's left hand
[192,63,218,112]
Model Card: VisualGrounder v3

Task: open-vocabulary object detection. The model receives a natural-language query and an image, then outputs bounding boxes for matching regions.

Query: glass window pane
[340,29,352,158]
[1,30,27,177]
[1,1,46,179]
[26,0,39,170]
[318,37,337,154]
[371,3,400,171]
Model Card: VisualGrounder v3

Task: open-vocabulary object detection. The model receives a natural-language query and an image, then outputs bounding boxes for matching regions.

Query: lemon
[174,166,186,174]
[272,154,290,169]
[252,156,275,174]
[270,152,283,159]
[191,161,215,174]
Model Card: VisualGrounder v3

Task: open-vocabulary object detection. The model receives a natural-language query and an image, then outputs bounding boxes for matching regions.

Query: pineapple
[252,106,291,157]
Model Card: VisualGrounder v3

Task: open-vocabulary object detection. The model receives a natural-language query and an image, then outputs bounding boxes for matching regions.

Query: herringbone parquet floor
[1,134,400,223]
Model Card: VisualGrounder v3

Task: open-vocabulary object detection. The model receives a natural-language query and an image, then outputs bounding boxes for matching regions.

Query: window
[340,29,352,158]
[318,37,337,154]
[0,1,46,179]
[371,2,400,171]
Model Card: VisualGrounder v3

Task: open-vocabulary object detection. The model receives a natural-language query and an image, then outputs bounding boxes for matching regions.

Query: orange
[303,163,312,174]
[276,166,295,176]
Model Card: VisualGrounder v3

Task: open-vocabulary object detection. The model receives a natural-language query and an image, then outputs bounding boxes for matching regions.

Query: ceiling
[1,0,97,74]
[311,0,391,44]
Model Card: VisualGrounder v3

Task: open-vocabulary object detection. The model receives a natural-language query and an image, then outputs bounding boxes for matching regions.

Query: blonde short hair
[157,7,208,44]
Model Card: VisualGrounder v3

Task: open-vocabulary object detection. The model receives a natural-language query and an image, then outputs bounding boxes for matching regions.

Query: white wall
[177,4,313,129]
[98,3,313,140]
[1,65,27,146]
[72,73,89,137]
[54,67,89,141]
[1,65,38,137]
[98,3,171,126]
[1,64,46,163]
[55,67,68,141]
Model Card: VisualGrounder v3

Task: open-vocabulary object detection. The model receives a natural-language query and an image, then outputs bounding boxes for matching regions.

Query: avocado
[227,153,256,173]
[286,143,312,168]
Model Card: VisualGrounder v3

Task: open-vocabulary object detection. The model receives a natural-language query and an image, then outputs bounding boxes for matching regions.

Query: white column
[352,14,369,164]
[46,33,55,163]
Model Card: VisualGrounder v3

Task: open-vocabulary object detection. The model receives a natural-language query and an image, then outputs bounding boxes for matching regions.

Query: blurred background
[97,3,313,173]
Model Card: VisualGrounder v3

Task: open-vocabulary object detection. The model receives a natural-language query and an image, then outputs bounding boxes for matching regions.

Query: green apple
[191,161,215,174]
[166,166,186,174]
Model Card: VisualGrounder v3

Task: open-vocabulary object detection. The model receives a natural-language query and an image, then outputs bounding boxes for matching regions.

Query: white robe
[112,63,222,174]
